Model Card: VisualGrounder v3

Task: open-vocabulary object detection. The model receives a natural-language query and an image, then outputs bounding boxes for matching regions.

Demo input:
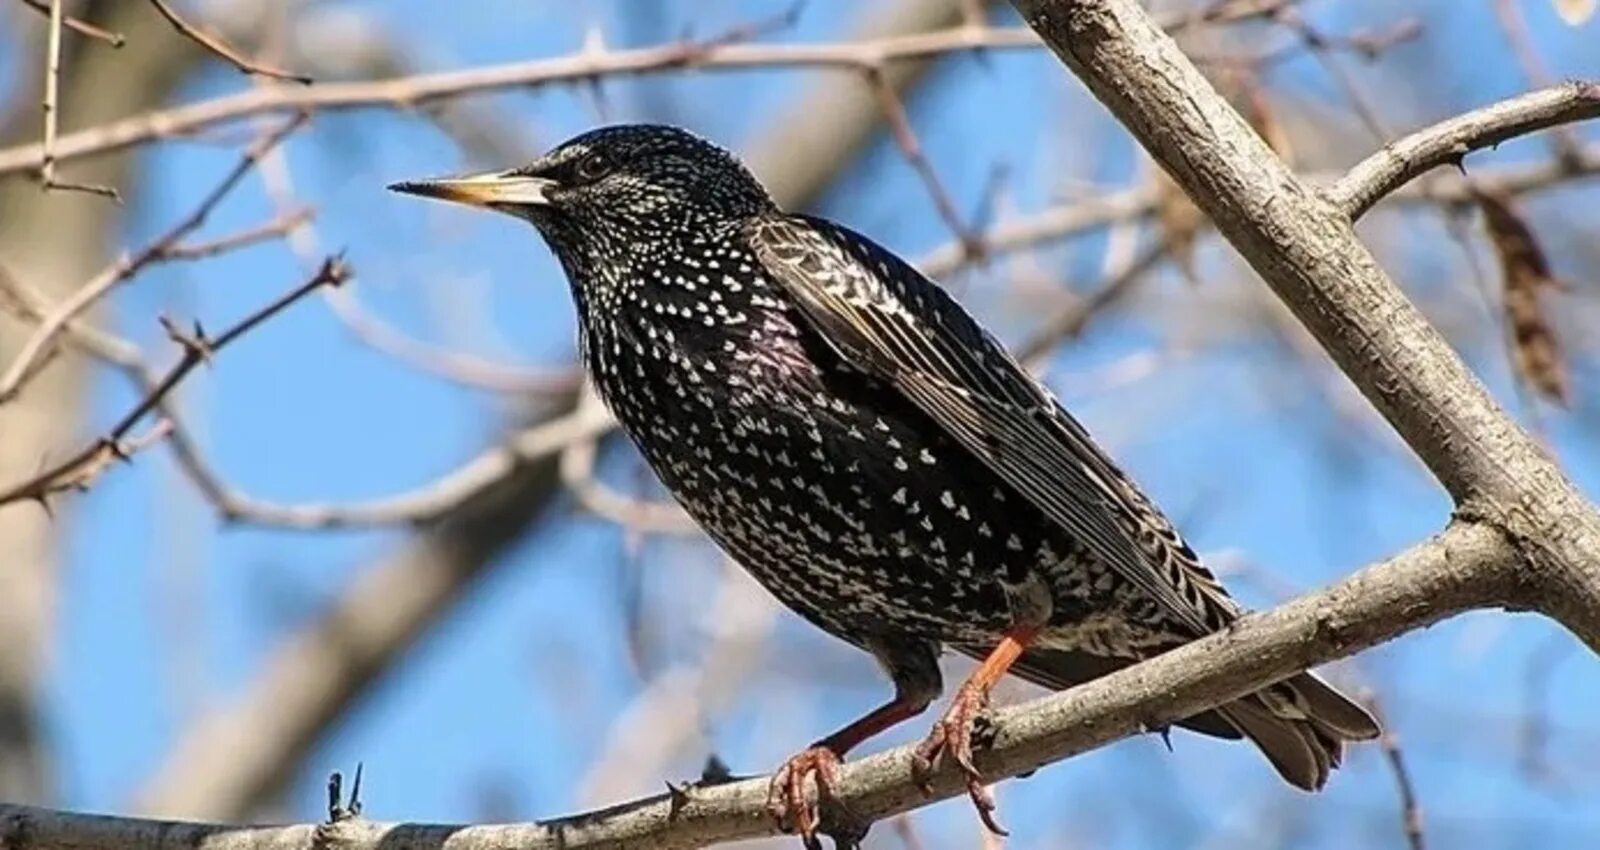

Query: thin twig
[180,404,609,530]
[868,67,985,260]
[0,257,349,508]
[1018,235,1172,367]
[160,206,315,260]
[1271,6,1391,141]
[0,2,1298,178]
[1363,694,1426,850]
[322,287,583,394]
[16,0,125,46]
[1332,82,1600,219]
[1490,0,1585,165]
[0,114,308,404]
[37,0,119,199]
[145,0,312,84]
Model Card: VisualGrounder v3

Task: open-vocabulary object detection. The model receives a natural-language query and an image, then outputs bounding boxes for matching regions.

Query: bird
[390,124,1380,843]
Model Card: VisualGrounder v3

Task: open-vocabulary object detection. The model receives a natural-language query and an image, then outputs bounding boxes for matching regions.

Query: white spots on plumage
[546,135,1184,653]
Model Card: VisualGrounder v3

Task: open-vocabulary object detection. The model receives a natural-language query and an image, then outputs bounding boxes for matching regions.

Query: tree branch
[145,0,311,84]
[0,522,1518,849]
[1008,0,1600,649]
[0,256,348,508]
[15,0,125,46]
[0,26,1041,177]
[1333,81,1600,219]
[0,1,1292,179]
[0,114,306,405]
[35,0,119,198]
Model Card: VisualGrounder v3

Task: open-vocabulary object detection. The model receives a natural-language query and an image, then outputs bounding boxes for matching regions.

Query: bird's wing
[747,213,1238,635]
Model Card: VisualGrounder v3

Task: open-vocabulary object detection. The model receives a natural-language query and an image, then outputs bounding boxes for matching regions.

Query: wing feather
[747,213,1235,635]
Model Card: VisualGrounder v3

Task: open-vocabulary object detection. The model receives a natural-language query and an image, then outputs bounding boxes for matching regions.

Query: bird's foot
[911,683,1007,836]
[767,745,843,849]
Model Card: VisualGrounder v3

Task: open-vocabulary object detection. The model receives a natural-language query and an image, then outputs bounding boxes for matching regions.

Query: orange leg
[913,625,1039,836]
[768,692,930,846]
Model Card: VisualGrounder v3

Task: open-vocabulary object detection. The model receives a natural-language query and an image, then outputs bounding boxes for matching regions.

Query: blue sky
[21,1,1600,848]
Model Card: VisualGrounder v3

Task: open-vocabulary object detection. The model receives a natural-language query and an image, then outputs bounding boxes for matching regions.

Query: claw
[767,745,843,847]
[912,682,1009,836]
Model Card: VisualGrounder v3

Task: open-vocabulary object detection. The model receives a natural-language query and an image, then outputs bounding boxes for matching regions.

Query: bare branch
[1333,82,1600,218]
[37,0,119,198]
[867,67,983,257]
[0,522,1518,849]
[0,115,307,404]
[15,0,124,47]
[0,26,1037,178]
[321,286,581,394]
[0,257,348,508]
[187,404,611,530]
[145,0,311,84]
[1489,0,1586,164]
[0,2,1294,179]
[1364,694,1426,850]
[160,206,315,260]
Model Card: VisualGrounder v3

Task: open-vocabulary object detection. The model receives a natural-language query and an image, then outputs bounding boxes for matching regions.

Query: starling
[391,124,1379,840]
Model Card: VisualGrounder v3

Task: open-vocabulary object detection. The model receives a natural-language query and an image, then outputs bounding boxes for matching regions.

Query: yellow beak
[387,170,555,207]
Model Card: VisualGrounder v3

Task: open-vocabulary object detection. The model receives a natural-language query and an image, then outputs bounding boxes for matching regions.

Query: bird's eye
[574,154,610,183]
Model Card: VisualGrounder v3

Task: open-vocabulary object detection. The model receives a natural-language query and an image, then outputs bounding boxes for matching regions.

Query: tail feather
[1279,669,1383,739]
[1220,671,1379,791]
[992,647,1379,790]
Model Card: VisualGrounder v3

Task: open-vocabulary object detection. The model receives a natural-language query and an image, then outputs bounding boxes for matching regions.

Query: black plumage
[391,124,1379,840]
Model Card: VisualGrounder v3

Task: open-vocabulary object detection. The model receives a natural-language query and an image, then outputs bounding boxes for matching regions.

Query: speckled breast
[580,273,1117,649]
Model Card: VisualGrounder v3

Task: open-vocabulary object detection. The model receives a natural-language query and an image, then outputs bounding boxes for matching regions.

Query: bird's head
[389,124,775,257]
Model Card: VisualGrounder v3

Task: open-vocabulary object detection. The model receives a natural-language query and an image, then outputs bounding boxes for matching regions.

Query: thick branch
[0,522,1517,849]
[1008,0,1600,648]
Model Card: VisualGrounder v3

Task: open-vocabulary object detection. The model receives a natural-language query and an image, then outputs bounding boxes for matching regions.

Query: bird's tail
[1000,648,1379,790]
[1217,671,1381,791]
